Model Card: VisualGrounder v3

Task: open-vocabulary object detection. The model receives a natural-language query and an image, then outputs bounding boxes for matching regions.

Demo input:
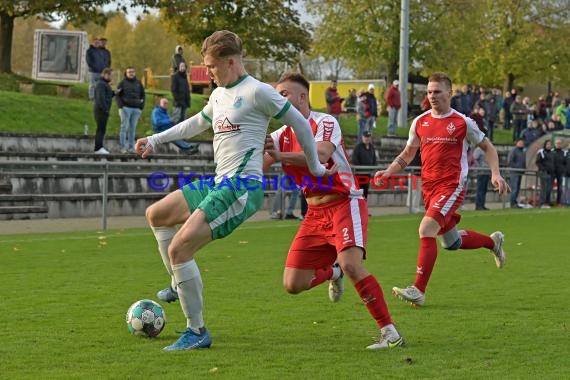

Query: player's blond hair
[428,72,452,90]
[201,30,243,59]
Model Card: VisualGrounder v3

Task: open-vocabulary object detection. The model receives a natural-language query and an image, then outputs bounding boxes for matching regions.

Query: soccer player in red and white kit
[375,72,510,307]
[263,73,405,349]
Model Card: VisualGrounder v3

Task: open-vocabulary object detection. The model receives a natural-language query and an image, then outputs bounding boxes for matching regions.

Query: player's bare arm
[478,138,511,194]
[374,145,418,186]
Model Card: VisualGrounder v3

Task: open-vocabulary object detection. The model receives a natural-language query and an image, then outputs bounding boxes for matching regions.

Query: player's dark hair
[277,72,310,92]
[428,72,452,90]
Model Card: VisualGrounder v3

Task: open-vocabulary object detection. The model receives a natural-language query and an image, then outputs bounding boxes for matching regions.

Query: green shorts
[181,176,264,240]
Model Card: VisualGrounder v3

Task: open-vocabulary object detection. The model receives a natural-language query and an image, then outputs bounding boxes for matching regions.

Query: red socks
[413,237,438,293]
[354,275,392,328]
[308,267,333,289]
[459,230,495,250]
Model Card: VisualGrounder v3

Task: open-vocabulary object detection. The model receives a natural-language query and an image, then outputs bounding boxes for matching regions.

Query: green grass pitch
[1,209,569,379]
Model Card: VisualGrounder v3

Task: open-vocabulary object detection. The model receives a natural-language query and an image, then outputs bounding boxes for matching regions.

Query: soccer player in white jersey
[134,31,332,351]
[375,72,510,307]
[263,73,405,349]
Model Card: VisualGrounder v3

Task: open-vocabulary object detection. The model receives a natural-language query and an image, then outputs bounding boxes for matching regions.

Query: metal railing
[0,159,557,229]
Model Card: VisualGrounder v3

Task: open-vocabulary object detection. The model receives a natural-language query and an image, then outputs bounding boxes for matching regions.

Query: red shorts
[423,185,464,234]
[285,197,368,270]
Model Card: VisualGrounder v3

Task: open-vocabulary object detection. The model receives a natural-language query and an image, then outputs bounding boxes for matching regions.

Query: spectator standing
[171,61,191,124]
[365,84,378,133]
[325,79,343,121]
[473,146,490,210]
[510,95,528,141]
[270,177,302,220]
[116,67,145,153]
[535,95,548,121]
[356,88,371,140]
[507,138,526,208]
[171,45,186,74]
[385,80,401,136]
[554,99,568,127]
[151,98,199,154]
[93,68,114,155]
[450,89,462,111]
[344,89,357,113]
[86,38,103,101]
[552,138,566,206]
[536,139,554,208]
[502,91,513,130]
[351,131,377,199]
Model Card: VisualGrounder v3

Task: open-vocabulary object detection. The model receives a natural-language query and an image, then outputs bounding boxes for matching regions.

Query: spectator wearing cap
[171,45,187,74]
[351,130,377,200]
[364,83,378,135]
[325,79,344,121]
[385,79,401,136]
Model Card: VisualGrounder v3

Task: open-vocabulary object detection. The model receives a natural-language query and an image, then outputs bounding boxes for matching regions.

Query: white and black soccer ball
[126,299,166,337]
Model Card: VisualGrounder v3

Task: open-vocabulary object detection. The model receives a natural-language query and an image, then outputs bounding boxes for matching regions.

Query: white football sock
[151,226,177,290]
[172,259,204,331]
[331,265,342,281]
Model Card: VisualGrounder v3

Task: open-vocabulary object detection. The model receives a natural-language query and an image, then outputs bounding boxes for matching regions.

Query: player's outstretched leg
[392,285,425,307]
[490,231,507,268]
[328,263,344,302]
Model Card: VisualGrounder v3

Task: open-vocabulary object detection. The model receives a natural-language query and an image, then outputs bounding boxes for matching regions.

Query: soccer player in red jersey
[375,72,510,307]
[263,73,405,350]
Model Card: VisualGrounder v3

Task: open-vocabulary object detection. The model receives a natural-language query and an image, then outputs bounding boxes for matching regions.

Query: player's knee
[339,261,362,280]
[145,204,159,225]
[282,279,304,295]
[442,237,462,251]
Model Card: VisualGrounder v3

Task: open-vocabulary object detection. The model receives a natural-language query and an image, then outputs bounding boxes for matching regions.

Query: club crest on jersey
[214,117,241,133]
[322,121,335,141]
[233,96,243,109]
[446,122,456,135]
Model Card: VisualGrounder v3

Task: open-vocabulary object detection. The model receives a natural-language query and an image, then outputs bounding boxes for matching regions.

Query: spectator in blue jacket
[151,98,199,155]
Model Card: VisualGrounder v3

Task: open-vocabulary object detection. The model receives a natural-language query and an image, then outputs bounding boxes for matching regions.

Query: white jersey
[200,74,290,183]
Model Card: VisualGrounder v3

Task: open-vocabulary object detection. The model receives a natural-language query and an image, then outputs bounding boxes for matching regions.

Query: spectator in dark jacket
[171,62,191,124]
[116,67,145,153]
[86,37,111,101]
[507,138,526,207]
[552,138,566,206]
[93,68,114,154]
[536,139,554,207]
[171,45,186,74]
[151,97,199,155]
[520,119,542,147]
[351,131,377,199]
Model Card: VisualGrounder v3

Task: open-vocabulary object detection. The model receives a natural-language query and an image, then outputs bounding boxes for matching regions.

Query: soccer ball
[126,299,166,337]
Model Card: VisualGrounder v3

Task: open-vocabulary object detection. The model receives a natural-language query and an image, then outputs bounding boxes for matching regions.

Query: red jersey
[407,109,485,189]
[270,111,362,198]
